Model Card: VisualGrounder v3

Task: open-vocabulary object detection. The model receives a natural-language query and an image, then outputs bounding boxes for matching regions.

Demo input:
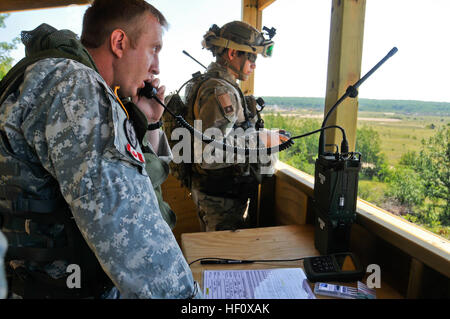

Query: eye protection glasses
[246,52,257,63]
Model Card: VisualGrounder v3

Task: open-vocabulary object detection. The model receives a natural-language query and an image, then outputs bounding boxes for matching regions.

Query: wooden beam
[162,175,200,245]
[258,0,276,11]
[0,0,91,13]
[323,0,366,152]
[407,258,424,298]
[241,0,262,95]
[240,0,275,95]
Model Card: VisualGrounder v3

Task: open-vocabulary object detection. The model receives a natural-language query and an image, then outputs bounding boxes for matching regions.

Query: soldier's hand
[245,95,257,118]
[258,129,291,147]
[135,77,166,124]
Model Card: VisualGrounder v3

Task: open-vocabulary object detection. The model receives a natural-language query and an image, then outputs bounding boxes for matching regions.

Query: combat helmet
[202,21,275,58]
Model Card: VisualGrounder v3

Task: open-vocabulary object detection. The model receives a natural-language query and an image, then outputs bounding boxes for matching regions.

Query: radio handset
[139,82,158,99]
[134,81,348,156]
[137,82,295,155]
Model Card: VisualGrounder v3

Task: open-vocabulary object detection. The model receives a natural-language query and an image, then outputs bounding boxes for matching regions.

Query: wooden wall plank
[272,162,314,225]
[257,0,276,11]
[161,174,200,245]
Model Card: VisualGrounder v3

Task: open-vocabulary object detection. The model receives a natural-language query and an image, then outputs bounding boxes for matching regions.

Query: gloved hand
[244,95,258,119]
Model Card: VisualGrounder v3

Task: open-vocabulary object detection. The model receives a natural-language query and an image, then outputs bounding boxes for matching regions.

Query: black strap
[11,197,64,214]
[6,246,72,263]
[147,120,163,130]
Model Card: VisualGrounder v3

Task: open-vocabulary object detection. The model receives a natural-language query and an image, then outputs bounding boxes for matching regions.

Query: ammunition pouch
[191,166,260,200]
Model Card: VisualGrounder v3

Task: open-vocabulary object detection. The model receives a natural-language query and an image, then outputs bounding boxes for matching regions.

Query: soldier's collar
[113,87,148,145]
[207,62,237,83]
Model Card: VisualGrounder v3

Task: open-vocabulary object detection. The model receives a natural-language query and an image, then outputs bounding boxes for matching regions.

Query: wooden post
[241,0,275,95]
[241,0,261,95]
[407,258,424,299]
[324,0,366,152]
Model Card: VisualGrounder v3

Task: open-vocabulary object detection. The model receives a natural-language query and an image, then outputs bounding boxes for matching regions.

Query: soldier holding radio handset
[0,0,199,299]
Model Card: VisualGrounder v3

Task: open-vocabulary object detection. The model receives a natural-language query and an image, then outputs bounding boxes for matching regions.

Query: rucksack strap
[0,23,98,106]
[0,50,94,106]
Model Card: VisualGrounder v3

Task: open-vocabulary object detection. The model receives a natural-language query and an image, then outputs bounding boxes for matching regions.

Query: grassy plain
[264,108,450,239]
[356,112,447,166]
[265,108,448,166]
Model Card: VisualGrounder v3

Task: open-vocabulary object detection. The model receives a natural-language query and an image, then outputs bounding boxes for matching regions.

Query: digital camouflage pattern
[187,62,275,231]
[142,130,177,229]
[0,231,7,299]
[0,57,200,298]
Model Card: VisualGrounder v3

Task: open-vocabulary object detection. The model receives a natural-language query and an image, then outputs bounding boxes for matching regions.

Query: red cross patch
[126,143,145,163]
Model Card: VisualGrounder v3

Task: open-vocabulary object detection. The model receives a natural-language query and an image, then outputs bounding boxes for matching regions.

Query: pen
[200,259,254,265]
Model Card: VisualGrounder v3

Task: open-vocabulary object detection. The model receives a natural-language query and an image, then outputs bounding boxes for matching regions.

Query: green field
[264,107,448,166]
[356,112,446,165]
[263,106,450,240]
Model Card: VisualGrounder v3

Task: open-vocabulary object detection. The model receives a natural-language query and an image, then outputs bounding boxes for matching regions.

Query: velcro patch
[217,93,234,115]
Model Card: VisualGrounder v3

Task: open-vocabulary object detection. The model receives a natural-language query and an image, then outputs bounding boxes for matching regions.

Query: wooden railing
[163,160,450,298]
[270,161,450,298]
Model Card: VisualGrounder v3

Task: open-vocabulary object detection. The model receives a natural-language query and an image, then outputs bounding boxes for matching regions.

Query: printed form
[203,268,315,299]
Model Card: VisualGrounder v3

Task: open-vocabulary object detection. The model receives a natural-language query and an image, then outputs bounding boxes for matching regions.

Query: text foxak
[181,303,269,316]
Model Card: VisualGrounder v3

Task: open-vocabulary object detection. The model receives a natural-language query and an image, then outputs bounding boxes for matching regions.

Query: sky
[1,0,450,103]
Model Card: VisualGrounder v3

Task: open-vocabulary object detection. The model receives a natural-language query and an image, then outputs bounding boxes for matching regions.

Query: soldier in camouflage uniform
[0,0,200,298]
[185,21,285,232]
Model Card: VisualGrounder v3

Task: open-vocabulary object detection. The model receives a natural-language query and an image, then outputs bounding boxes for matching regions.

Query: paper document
[203,268,315,299]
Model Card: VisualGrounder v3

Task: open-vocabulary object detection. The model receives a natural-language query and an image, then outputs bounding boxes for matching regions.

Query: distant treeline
[261,96,450,116]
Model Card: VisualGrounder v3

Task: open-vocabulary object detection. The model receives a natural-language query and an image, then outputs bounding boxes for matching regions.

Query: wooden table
[181,224,403,299]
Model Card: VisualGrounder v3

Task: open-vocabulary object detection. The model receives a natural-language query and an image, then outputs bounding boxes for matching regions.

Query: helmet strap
[223,49,248,81]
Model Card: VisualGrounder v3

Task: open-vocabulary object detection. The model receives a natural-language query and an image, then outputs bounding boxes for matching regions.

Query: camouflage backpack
[162,72,210,188]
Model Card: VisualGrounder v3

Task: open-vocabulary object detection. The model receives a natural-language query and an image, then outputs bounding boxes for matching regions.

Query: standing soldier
[177,21,286,231]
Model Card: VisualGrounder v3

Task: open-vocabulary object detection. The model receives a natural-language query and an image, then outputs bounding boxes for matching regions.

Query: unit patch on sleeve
[124,118,138,149]
[217,93,234,115]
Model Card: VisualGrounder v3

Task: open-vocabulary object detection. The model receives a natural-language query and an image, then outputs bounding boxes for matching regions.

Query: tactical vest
[162,69,263,196]
[0,24,113,298]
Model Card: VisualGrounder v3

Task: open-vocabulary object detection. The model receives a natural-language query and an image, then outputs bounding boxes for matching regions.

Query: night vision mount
[263,26,276,40]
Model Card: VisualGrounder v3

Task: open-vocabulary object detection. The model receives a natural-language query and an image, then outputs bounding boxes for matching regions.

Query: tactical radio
[313,47,398,255]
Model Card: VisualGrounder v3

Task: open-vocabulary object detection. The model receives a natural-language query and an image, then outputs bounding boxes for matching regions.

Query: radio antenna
[182,50,207,70]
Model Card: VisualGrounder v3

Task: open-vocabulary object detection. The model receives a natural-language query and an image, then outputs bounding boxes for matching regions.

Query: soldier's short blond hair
[81,0,168,49]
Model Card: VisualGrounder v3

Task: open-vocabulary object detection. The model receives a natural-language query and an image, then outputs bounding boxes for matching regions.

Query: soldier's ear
[110,29,128,58]
[227,49,238,61]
